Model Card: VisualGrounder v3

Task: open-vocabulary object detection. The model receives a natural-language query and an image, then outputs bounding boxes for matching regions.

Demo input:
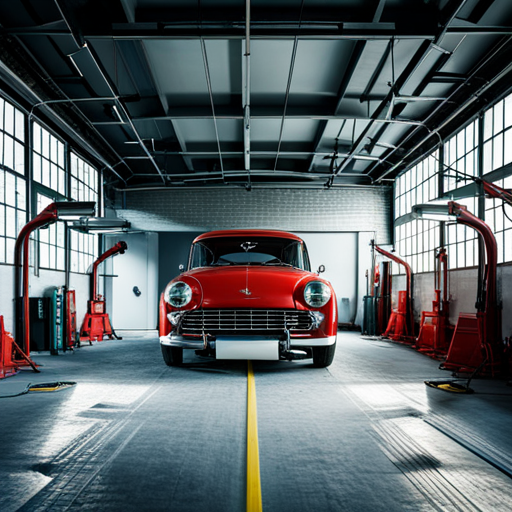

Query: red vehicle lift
[1,316,19,379]
[14,202,95,370]
[412,201,502,375]
[415,248,453,358]
[79,241,127,344]
[371,240,415,342]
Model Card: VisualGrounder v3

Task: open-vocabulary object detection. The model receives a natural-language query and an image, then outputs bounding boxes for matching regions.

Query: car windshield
[189,236,311,271]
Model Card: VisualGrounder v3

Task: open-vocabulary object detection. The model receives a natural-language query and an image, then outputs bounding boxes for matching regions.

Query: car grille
[180,309,313,334]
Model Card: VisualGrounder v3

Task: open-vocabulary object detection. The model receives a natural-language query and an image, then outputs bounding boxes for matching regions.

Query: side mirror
[179,264,185,273]
[317,264,325,274]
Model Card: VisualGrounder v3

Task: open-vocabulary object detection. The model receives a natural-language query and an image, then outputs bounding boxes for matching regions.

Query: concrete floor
[2,331,512,511]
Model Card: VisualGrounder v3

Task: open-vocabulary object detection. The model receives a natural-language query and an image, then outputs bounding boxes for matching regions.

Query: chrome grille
[180,309,313,334]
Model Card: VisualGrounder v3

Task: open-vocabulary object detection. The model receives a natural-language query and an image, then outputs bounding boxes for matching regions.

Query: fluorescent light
[112,104,124,124]
[412,203,457,222]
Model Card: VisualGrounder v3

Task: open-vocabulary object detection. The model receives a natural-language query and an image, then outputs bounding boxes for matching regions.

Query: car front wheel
[161,345,183,366]
[312,341,336,368]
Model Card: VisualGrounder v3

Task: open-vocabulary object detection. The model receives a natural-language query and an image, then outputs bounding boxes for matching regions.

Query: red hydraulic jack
[415,248,454,358]
[371,240,415,342]
[412,201,502,376]
[1,316,19,378]
[79,241,127,344]
[14,201,95,370]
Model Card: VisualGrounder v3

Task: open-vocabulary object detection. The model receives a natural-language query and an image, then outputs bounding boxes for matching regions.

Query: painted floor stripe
[247,360,263,512]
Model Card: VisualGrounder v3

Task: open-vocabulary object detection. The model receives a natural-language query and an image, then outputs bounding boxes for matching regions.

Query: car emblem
[240,288,252,296]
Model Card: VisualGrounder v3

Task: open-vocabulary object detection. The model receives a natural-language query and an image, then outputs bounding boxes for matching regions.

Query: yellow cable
[247,360,263,512]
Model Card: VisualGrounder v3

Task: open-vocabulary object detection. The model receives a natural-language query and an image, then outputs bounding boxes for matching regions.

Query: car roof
[193,230,304,243]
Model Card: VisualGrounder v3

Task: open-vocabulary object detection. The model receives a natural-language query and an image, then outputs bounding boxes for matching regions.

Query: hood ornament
[240,288,252,296]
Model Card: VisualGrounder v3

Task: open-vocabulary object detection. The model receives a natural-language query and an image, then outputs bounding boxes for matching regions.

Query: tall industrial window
[0,169,26,264]
[32,122,66,195]
[0,98,26,264]
[485,175,512,264]
[482,91,512,264]
[36,192,66,271]
[70,152,98,273]
[444,196,479,270]
[483,93,512,175]
[444,119,479,193]
[441,122,481,270]
[393,151,439,274]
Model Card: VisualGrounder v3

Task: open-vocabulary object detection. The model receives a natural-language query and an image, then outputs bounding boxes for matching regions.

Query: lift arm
[447,201,499,344]
[14,202,95,357]
[370,240,414,335]
[91,241,128,301]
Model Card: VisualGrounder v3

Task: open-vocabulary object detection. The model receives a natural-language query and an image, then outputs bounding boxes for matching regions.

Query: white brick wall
[116,187,392,243]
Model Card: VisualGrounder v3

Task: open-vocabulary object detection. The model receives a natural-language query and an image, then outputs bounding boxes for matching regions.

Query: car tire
[312,341,336,368]
[161,345,183,366]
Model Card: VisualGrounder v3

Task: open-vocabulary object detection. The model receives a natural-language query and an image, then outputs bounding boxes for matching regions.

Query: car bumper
[159,333,336,350]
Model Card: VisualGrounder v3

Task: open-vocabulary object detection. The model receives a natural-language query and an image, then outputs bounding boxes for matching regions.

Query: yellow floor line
[247,360,263,512]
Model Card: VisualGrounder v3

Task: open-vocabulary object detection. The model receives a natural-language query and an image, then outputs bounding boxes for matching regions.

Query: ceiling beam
[10,24,512,38]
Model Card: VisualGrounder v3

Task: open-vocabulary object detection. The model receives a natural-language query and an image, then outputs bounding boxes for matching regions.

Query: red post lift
[415,248,454,358]
[14,202,95,370]
[0,316,19,379]
[79,241,127,344]
[371,240,415,342]
[412,201,502,375]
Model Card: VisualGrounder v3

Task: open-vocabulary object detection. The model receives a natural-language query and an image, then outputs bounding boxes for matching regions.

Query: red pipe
[14,201,96,358]
[92,242,127,300]
[14,204,59,357]
[448,201,500,345]
[371,240,414,335]
[481,180,512,206]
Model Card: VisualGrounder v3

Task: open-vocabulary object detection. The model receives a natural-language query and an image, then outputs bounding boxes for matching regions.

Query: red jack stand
[371,241,415,343]
[416,249,453,358]
[413,201,502,376]
[14,201,95,369]
[1,316,40,377]
[384,290,411,341]
[441,203,501,376]
[1,316,18,379]
[79,241,127,344]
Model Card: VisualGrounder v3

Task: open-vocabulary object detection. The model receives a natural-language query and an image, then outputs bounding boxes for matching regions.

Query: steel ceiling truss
[0,0,511,189]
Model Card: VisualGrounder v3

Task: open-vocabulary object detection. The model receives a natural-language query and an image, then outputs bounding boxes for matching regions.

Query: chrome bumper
[159,333,336,348]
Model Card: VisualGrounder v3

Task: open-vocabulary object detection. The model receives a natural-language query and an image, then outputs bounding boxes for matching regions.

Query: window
[0,169,26,264]
[444,119,479,193]
[483,94,512,175]
[36,193,66,271]
[70,152,98,203]
[444,197,479,269]
[0,98,26,264]
[393,151,439,274]
[69,152,98,273]
[70,229,97,274]
[32,122,66,195]
[485,175,512,264]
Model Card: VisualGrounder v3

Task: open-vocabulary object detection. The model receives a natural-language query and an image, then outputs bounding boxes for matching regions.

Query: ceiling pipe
[376,35,512,182]
[243,0,252,189]
[200,38,226,183]
[50,0,166,184]
[82,44,167,184]
[331,0,471,182]
[114,181,380,192]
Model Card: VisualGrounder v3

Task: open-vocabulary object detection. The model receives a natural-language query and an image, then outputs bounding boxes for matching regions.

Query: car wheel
[312,341,336,368]
[161,345,183,366]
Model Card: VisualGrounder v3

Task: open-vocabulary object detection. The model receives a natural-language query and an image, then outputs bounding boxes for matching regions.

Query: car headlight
[166,281,192,308]
[304,281,331,307]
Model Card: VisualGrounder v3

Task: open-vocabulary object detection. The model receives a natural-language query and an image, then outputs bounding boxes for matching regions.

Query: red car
[159,230,338,367]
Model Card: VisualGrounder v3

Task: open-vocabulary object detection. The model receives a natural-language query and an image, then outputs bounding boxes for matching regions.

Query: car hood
[183,266,315,309]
